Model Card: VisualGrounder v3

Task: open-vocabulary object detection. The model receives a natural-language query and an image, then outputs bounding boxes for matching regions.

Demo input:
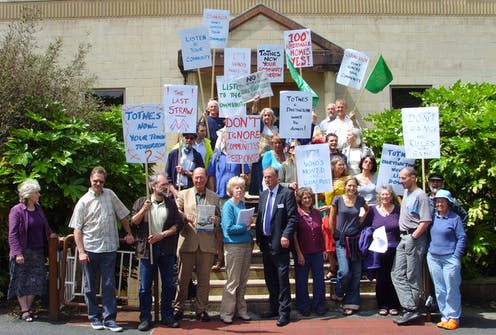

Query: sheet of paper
[236,207,255,226]
[368,225,388,253]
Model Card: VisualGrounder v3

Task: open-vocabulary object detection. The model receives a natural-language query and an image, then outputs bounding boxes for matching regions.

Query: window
[390,85,431,109]
[92,88,125,106]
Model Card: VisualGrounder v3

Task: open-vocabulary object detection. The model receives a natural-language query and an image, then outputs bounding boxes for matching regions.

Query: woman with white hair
[342,128,374,176]
[8,179,56,322]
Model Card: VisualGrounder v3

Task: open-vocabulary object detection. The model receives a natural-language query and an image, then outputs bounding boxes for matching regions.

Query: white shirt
[326,116,354,148]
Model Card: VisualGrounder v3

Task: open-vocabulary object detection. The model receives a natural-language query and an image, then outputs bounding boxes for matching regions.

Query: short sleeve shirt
[333,195,366,236]
[399,187,432,230]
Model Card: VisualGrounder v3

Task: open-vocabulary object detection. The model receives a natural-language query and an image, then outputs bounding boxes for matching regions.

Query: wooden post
[48,235,59,320]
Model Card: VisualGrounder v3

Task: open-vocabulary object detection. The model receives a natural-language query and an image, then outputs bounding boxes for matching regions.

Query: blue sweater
[428,210,466,258]
[221,199,253,244]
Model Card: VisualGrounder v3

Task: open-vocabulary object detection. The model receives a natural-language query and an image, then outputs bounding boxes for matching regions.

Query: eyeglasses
[289,146,295,149]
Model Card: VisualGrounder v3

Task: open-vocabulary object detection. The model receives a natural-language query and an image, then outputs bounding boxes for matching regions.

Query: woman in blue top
[427,189,466,331]
[219,176,253,324]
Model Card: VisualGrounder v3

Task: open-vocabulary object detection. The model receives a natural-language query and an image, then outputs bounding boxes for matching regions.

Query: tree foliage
[363,81,496,278]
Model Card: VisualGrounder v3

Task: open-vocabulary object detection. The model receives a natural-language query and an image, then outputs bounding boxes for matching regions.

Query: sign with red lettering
[225,116,261,164]
[257,44,284,83]
[336,49,370,90]
[224,48,251,80]
[279,91,312,139]
[284,29,313,68]
[203,8,230,49]
[163,84,198,133]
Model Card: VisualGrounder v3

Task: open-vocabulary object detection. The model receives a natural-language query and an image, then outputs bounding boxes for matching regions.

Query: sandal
[20,311,33,322]
[29,309,39,319]
[389,309,399,316]
[343,308,354,316]
[378,309,389,316]
[330,294,343,302]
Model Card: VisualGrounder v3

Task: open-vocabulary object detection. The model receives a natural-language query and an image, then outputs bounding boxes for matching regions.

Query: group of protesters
[8,98,466,332]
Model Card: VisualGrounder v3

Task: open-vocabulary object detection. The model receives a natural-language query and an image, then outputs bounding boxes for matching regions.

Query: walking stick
[144,149,154,264]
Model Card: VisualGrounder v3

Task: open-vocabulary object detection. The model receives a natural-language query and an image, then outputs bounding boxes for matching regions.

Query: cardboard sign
[402,107,440,159]
[225,116,260,164]
[122,104,166,163]
[236,71,274,103]
[179,26,212,70]
[295,143,332,193]
[203,8,230,49]
[278,91,312,139]
[376,144,415,196]
[216,76,246,117]
[336,49,370,89]
[284,29,313,68]
[257,44,284,83]
[224,48,251,80]
[163,84,198,133]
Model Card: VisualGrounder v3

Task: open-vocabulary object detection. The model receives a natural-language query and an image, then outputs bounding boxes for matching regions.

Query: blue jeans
[335,244,362,310]
[427,253,462,321]
[295,252,326,313]
[139,244,176,322]
[82,251,117,322]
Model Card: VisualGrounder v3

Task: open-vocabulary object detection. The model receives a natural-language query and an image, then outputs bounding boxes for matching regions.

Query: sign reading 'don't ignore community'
[295,143,332,194]
[225,115,260,164]
[122,104,166,163]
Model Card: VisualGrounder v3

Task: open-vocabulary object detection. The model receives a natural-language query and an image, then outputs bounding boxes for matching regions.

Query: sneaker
[90,319,104,330]
[103,320,123,332]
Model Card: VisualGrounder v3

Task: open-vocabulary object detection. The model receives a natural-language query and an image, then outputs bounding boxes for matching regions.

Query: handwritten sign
[376,144,415,196]
[402,107,440,159]
[163,84,198,133]
[284,29,313,68]
[225,116,260,164]
[216,76,246,117]
[336,49,370,89]
[224,48,251,80]
[179,26,212,71]
[257,44,284,83]
[122,104,166,163]
[236,71,273,103]
[203,8,230,49]
[279,91,312,139]
[295,143,332,193]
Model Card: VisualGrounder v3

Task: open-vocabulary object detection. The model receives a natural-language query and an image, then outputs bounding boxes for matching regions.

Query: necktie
[263,191,273,236]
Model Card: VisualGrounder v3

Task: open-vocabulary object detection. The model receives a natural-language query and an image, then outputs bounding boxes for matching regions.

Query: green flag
[286,54,319,107]
[365,55,393,93]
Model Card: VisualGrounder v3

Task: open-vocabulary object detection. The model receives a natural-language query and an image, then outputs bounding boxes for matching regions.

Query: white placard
[163,84,198,133]
[402,107,440,159]
[225,116,260,164]
[257,44,284,83]
[369,226,388,253]
[295,143,332,194]
[284,29,313,68]
[179,27,212,71]
[279,91,313,139]
[203,8,230,49]
[376,144,415,196]
[122,104,166,163]
[236,71,274,103]
[224,48,251,80]
[336,48,370,90]
[216,76,246,117]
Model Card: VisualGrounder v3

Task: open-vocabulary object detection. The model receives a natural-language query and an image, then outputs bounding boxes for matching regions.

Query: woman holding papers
[363,185,401,316]
[219,176,253,324]
[293,187,327,316]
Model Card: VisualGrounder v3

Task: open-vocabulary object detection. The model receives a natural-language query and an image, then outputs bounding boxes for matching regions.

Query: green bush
[363,81,496,278]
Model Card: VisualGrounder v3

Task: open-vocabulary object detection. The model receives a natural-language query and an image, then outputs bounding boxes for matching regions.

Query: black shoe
[196,311,210,322]
[299,309,311,317]
[260,311,278,319]
[276,316,290,327]
[137,320,152,331]
[395,311,422,325]
[162,317,180,328]
[173,310,184,321]
[316,308,328,316]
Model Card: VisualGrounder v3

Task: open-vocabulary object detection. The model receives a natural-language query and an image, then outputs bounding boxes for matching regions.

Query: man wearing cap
[166,133,204,197]
[392,167,432,325]
[428,173,468,226]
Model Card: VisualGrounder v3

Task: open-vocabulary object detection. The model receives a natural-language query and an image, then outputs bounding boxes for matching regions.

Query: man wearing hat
[428,173,468,226]
[166,132,204,197]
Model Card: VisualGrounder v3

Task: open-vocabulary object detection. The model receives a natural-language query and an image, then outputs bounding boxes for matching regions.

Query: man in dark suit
[255,167,298,327]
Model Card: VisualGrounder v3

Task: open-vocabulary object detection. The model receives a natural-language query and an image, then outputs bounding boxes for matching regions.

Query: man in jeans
[131,173,184,331]
[391,167,432,325]
[70,166,134,332]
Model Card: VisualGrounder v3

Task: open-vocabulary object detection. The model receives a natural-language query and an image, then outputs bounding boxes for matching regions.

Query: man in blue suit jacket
[255,167,298,327]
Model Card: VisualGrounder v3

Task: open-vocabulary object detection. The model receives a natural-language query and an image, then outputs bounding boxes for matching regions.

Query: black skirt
[7,248,47,299]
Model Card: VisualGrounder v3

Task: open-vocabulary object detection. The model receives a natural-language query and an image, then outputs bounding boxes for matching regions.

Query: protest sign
[257,44,284,83]
[295,143,332,193]
[122,104,166,163]
[163,84,198,133]
[203,8,230,49]
[402,107,440,159]
[179,27,212,71]
[225,116,260,164]
[216,76,245,117]
[236,71,273,103]
[376,144,415,196]
[278,91,312,139]
[284,29,313,68]
[336,49,370,90]
[224,48,251,79]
